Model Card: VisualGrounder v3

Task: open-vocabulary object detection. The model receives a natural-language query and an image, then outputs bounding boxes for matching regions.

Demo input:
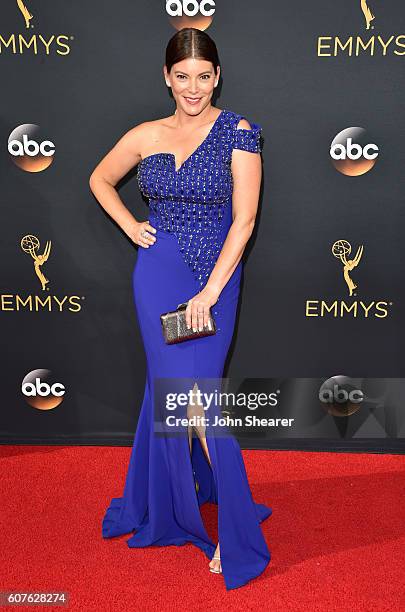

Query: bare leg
[186,382,221,574]
[187,382,212,464]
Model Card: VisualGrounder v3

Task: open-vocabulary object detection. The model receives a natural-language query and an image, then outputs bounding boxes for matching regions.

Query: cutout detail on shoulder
[233,115,263,154]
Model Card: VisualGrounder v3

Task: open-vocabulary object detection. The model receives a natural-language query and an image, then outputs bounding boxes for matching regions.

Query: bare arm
[206,119,261,295]
[89,124,157,247]
[186,118,262,330]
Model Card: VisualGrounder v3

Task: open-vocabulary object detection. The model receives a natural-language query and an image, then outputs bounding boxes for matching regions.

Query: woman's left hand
[185,286,220,331]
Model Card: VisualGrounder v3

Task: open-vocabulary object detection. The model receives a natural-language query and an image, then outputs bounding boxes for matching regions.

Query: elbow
[89,171,98,191]
[242,216,257,238]
[242,217,257,243]
[246,217,256,237]
[89,172,115,192]
[88,172,95,191]
[89,171,105,194]
[233,214,256,240]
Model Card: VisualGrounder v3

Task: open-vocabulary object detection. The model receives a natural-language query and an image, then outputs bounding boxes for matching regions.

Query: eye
[176,74,187,80]
[201,75,211,80]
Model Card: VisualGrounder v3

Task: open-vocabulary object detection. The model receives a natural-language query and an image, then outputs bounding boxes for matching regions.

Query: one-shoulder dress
[102,108,273,590]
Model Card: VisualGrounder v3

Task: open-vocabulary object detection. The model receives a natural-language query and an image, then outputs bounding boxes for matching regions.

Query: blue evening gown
[102,108,272,590]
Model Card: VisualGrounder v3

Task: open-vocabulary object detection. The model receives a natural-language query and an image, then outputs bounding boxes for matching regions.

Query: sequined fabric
[136,109,262,303]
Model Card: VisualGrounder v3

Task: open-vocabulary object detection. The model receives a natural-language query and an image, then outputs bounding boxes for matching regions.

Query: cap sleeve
[233,118,263,153]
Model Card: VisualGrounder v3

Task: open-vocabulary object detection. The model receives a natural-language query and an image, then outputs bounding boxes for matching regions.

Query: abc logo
[166,0,216,16]
[330,127,378,176]
[22,369,65,410]
[166,0,215,30]
[319,376,363,416]
[8,124,55,172]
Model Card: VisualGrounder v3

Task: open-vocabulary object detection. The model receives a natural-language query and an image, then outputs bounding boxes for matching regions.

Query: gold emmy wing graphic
[21,234,51,290]
[16,0,33,29]
[360,0,375,30]
[332,240,363,296]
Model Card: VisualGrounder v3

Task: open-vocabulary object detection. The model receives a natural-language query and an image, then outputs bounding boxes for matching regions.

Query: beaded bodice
[136,108,262,294]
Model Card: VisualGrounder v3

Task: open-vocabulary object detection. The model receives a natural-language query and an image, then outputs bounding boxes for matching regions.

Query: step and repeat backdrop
[1,1,404,451]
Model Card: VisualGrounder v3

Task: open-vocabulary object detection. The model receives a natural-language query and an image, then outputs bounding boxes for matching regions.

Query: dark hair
[165,27,220,75]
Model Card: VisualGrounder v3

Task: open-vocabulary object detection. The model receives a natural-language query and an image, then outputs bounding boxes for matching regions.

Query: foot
[209,542,222,574]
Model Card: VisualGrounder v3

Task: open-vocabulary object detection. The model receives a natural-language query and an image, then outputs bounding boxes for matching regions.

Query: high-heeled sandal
[192,470,199,493]
[209,555,222,574]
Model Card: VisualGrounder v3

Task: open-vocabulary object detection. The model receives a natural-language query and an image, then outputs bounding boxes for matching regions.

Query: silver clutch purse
[160,302,217,344]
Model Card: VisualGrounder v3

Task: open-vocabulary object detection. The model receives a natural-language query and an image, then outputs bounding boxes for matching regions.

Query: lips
[184,97,201,105]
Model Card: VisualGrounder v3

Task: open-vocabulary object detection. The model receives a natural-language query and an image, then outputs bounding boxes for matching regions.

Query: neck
[173,104,215,129]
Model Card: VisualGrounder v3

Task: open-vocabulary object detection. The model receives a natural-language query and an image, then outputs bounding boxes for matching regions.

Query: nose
[187,78,199,94]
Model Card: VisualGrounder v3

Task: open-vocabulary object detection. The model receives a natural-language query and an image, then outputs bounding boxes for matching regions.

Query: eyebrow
[173,70,212,75]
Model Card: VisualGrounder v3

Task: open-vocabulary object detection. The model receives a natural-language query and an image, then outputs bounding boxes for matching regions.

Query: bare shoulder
[236,118,253,130]
[124,115,172,157]
[128,116,169,133]
[118,119,155,147]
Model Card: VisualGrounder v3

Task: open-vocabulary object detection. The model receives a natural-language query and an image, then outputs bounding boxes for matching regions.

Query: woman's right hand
[129,221,157,248]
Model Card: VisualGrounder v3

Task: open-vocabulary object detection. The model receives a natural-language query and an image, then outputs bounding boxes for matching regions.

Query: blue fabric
[102,108,272,590]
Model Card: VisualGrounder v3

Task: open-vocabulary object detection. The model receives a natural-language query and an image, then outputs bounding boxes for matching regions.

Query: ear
[214,65,221,87]
[163,65,171,88]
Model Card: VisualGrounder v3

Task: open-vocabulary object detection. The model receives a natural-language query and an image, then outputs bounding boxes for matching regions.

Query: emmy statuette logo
[16,0,33,29]
[21,234,51,291]
[332,240,363,297]
[360,0,375,30]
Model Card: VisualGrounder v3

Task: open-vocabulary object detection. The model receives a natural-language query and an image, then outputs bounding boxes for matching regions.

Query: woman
[89,27,272,590]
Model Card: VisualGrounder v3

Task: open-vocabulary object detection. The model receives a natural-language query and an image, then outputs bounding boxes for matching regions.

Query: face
[164,57,220,115]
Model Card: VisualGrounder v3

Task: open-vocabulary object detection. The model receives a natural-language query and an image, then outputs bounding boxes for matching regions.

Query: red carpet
[0,446,404,611]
